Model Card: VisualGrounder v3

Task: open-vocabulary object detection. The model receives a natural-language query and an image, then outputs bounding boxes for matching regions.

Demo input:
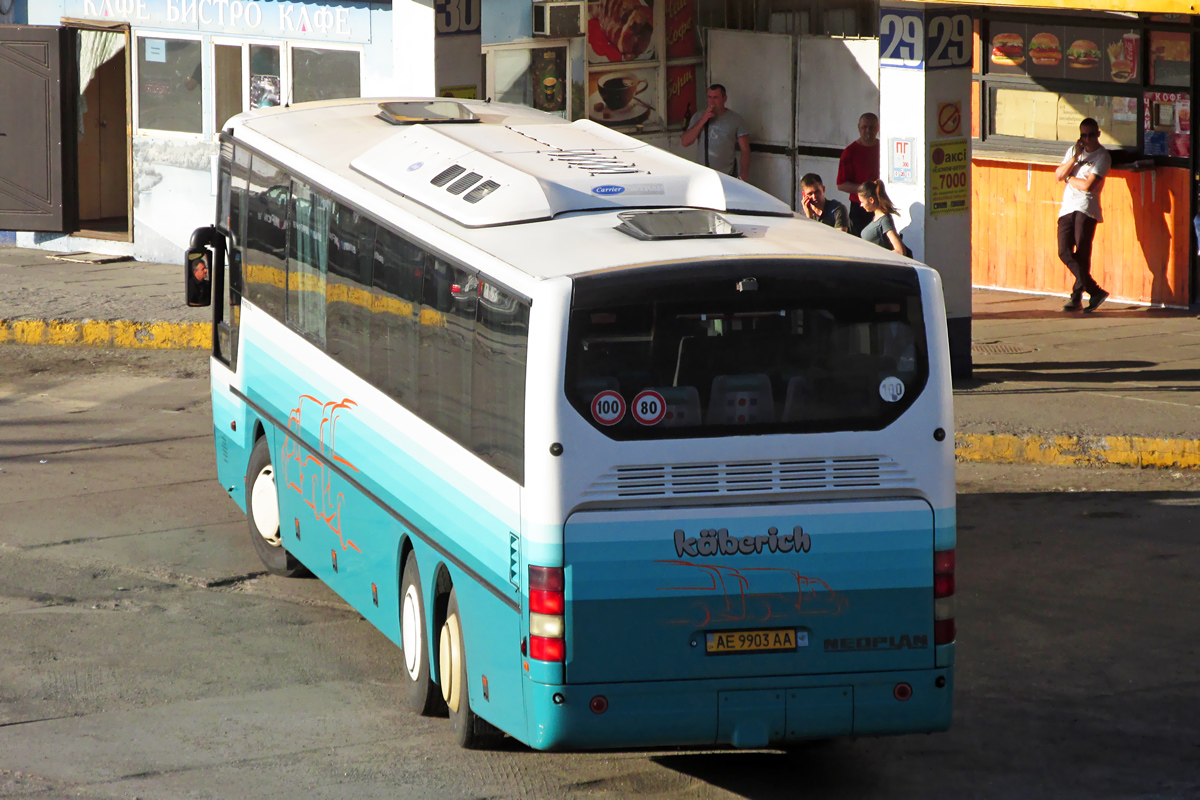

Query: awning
[936,0,1194,13]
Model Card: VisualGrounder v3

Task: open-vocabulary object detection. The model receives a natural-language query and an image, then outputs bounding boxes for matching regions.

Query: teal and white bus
[188,98,956,750]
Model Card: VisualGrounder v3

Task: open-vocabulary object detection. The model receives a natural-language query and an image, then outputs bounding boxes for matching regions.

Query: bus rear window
[566,261,929,438]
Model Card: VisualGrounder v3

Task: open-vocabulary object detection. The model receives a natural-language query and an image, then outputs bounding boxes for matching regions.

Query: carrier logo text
[592,185,626,195]
[673,526,811,557]
[824,634,928,652]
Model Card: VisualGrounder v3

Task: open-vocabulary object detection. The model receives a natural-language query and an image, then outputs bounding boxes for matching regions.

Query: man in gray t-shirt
[681,84,751,179]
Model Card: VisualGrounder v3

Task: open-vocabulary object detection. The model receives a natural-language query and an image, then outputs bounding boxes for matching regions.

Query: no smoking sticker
[591,390,626,426]
[937,101,961,136]
[631,390,667,426]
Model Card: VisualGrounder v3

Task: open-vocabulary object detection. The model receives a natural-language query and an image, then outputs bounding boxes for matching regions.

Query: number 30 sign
[879,10,972,71]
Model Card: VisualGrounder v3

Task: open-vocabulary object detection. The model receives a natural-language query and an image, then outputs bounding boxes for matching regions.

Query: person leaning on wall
[1055,116,1110,313]
[681,84,751,181]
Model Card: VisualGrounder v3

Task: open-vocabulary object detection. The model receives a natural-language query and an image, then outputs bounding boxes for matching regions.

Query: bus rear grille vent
[447,171,483,195]
[464,180,500,203]
[431,164,466,187]
[586,456,913,499]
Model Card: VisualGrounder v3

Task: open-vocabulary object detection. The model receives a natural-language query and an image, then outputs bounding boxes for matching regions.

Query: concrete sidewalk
[2,245,1198,468]
[958,290,1200,469]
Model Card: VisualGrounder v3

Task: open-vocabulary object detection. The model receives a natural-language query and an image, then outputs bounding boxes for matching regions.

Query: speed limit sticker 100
[591,390,626,426]
[631,390,667,426]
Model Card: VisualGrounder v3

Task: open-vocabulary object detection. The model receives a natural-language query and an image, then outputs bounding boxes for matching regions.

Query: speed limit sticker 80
[631,390,666,426]
[591,390,626,426]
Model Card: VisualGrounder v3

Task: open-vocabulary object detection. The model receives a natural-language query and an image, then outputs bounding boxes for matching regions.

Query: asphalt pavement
[1,244,1197,468]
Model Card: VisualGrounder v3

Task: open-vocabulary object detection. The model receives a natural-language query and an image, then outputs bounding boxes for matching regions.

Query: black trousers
[848,201,872,237]
[1057,211,1102,299]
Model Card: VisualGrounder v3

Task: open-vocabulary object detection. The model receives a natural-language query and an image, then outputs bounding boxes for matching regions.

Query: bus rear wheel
[440,588,500,749]
[400,557,446,717]
[245,437,305,578]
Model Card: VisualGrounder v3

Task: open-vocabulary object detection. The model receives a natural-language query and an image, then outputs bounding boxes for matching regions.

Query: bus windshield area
[566,263,929,439]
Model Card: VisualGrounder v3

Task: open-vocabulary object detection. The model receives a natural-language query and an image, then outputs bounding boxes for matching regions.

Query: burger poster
[988,24,1141,84]
[987,24,1027,77]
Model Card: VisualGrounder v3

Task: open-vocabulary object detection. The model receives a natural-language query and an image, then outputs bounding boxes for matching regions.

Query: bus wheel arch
[244,435,304,578]
[436,576,501,749]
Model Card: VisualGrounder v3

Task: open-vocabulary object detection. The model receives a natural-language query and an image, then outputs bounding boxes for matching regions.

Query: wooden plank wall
[971,160,1191,306]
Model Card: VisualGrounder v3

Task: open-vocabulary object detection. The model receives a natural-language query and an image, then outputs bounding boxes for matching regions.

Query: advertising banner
[929,138,969,216]
[588,0,656,64]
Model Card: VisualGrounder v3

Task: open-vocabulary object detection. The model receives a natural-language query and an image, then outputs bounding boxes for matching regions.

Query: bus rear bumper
[523,667,953,751]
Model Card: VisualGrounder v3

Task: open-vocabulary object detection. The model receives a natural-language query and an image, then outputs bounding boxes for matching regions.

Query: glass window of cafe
[139,34,361,136]
[973,12,1193,163]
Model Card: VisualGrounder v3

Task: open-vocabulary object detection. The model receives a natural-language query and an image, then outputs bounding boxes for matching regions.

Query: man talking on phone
[681,84,751,180]
[1055,117,1111,312]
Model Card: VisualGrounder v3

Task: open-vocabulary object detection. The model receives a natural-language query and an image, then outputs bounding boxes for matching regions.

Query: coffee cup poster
[988,24,1141,84]
[588,0,656,64]
[589,67,658,127]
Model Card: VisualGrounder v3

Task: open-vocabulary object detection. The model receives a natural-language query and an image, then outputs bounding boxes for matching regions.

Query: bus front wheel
[400,557,446,717]
[440,588,500,749]
[245,437,305,578]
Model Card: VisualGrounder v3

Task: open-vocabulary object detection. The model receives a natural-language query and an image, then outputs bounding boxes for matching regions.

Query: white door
[706,29,795,208]
[705,32,881,211]
[795,36,880,212]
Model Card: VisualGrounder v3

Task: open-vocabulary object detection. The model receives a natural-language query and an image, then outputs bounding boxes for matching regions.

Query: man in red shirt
[837,113,880,236]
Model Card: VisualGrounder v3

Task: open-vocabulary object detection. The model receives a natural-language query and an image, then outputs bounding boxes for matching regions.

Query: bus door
[207,140,251,510]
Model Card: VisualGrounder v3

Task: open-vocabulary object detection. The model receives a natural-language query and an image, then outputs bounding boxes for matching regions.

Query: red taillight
[528,566,565,662]
[934,548,955,645]
[530,590,564,615]
[530,635,565,661]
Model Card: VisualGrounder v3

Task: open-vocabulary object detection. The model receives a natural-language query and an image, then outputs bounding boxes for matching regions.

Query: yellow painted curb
[0,319,209,349]
[956,433,1200,470]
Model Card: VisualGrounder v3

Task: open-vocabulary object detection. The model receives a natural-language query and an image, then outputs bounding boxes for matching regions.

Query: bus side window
[243,155,289,322]
[471,281,528,484]
[369,227,422,408]
[326,202,374,374]
[420,257,476,444]
[287,179,330,346]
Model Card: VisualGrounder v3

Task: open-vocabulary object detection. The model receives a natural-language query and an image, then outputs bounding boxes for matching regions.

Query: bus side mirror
[186,247,212,307]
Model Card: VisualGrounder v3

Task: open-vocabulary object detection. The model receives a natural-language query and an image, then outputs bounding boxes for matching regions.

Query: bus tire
[246,437,305,578]
[400,557,446,717]
[440,588,500,749]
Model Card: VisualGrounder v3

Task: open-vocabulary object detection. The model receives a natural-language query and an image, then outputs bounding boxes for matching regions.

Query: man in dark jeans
[1055,117,1111,312]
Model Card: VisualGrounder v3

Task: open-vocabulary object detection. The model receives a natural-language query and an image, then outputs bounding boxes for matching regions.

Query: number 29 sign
[879,9,972,70]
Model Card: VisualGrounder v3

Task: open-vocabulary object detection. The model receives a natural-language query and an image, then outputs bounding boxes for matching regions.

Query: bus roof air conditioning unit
[533,1,586,38]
